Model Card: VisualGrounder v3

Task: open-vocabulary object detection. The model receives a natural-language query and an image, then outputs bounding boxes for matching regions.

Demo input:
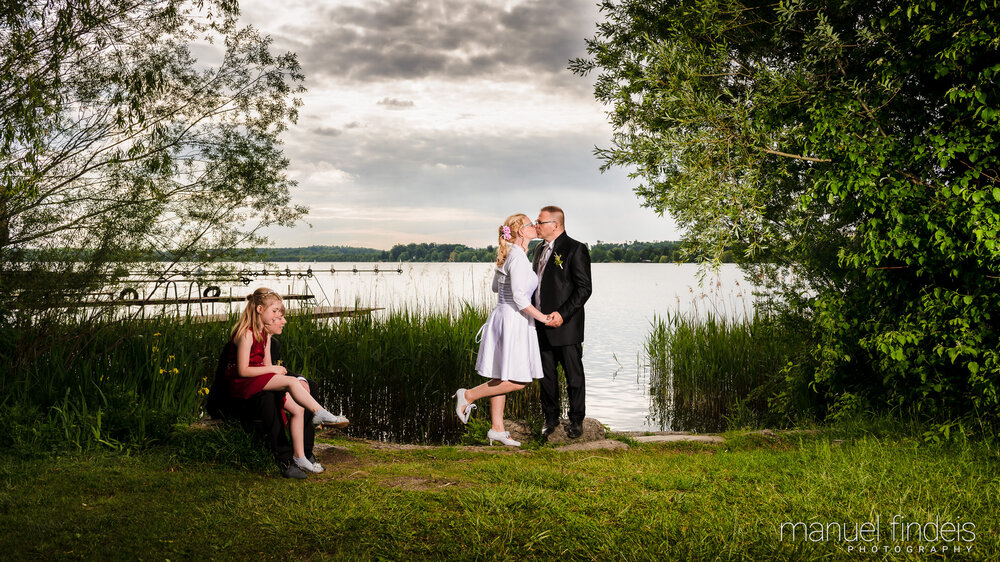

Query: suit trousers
[236,380,316,466]
[538,340,585,425]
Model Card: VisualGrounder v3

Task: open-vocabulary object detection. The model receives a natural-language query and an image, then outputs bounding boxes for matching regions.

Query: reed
[0,316,228,452]
[0,301,543,450]
[279,303,542,444]
[644,311,794,432]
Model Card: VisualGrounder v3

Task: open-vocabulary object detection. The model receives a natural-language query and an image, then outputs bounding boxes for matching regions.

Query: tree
[1,0,306,324]
[575,0,1000,423]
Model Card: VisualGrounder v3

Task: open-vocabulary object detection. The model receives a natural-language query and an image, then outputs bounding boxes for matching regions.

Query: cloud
[270,0,594,91]
[313,126,344,136]
[238,0,683,249]
[376,97,416,109]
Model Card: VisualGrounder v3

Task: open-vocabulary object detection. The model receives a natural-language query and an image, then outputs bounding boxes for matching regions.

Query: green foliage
[1,0,306,325]
[459,418,492,445]
[645,310,814,431]
[579,0,1000,425]
[0,316,227,454]
[386,242,496,263]
[0,304,510,450]
[168,422,275,471]
[260,245,390,262]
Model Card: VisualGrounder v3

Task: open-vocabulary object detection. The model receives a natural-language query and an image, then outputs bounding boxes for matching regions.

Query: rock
[502,417,605,445]
[496,418,625,450]
[500,419,535,444]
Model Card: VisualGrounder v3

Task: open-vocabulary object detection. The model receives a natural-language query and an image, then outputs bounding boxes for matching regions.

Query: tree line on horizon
[255,241,737,263]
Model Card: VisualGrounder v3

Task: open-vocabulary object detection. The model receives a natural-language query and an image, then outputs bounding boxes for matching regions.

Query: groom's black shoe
[281,463,307,480]
[566,422,583,439]
[541,419,559,441]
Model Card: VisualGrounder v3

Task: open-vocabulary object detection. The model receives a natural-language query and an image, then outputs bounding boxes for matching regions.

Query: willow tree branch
[763,148,831,163]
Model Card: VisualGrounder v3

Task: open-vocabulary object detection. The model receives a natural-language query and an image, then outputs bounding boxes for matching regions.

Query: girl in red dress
[227,287,347,474]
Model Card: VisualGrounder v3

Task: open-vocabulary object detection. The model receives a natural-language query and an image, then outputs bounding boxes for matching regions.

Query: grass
[281,303,544,444]
[645,311,803,432]
[0,315,229,452]
[0,428,996,560]
[1,302,549,452]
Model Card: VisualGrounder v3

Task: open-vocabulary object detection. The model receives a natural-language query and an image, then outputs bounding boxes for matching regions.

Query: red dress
[226,329,278,399]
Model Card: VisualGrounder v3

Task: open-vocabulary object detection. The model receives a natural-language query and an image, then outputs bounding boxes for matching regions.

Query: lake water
[218,261,758,432]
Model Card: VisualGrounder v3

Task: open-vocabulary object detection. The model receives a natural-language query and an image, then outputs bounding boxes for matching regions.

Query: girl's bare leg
[284,394,306,459]
[263,375,323,413]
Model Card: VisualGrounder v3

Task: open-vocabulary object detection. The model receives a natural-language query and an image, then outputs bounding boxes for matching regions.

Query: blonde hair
[230,287,283,343]
[495,213,531,267]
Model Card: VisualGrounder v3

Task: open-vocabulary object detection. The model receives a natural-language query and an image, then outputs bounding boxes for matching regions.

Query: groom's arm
[556,241,592,321]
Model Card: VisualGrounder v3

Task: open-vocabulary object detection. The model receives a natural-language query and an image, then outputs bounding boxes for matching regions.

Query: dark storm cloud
[297,0,594,83]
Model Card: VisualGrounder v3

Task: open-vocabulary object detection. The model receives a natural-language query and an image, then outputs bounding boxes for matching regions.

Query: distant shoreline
[255,241,737,264]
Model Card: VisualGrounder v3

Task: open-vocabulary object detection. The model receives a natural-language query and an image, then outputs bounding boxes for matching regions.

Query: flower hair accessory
[501,226,512,241]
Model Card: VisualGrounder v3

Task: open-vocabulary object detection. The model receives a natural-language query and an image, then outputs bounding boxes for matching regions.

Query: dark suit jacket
[532,231,593,346]
[206,336,315,464]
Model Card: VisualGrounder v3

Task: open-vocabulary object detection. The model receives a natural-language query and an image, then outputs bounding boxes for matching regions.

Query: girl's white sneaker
[293,456,322,473]
[314,409,349,428]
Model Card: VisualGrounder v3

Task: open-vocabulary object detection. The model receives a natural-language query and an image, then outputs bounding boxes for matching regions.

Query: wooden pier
[95,293,319,307]
[64,293,379,323]
[191,305,380,323]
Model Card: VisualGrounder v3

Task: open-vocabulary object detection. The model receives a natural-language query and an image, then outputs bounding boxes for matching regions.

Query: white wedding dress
[475,245,544,382]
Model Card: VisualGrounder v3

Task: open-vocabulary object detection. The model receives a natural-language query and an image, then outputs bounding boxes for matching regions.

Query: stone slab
[554,439,630,452]
[633,434,724,444]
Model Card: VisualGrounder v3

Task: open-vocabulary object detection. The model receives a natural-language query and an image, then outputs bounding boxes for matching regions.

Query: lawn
[1,428,996,560]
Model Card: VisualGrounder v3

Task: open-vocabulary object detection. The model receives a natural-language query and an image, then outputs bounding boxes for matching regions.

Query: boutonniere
[554,253,564,269]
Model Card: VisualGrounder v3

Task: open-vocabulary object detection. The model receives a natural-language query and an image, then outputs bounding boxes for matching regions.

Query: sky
[235,0,681,250]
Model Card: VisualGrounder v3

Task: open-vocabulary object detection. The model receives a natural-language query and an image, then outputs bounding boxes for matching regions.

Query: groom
[532,206,592,439]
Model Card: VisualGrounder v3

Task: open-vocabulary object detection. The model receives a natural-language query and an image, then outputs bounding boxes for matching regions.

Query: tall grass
[0,302,543,451]
[645,312,797,432]
[1,316,228,452]
[279,303,543,444]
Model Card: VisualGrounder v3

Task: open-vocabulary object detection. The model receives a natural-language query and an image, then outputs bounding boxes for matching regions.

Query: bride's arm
[509,252,549,323]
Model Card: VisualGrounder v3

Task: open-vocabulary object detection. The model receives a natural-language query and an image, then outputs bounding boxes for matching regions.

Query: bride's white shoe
[454,388,475,424]
[487,429,520,447]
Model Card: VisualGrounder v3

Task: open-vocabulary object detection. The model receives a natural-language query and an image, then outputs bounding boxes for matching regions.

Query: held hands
[544,311,564,327]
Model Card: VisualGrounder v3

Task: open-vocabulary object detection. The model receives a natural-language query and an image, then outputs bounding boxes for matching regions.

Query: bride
[453,213,553,447]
